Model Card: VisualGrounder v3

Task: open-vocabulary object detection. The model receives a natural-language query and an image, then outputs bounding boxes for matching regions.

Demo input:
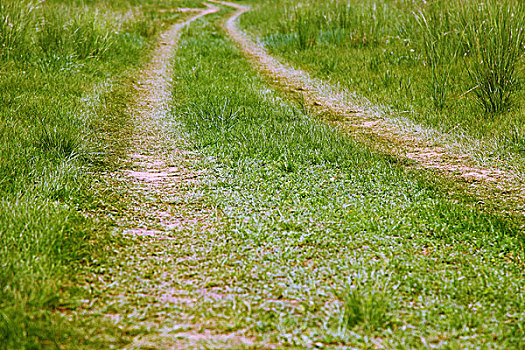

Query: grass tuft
[341,282,392,332]
[461,0,525,115]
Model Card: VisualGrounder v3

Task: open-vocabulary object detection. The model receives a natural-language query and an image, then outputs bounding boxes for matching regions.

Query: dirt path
[212,1,525,217]
[69,6,260,349]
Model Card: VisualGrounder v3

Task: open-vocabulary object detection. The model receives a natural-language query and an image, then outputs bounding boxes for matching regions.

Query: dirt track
[212,0,525,217]
[66,4,525,348]
[70,6,261,349]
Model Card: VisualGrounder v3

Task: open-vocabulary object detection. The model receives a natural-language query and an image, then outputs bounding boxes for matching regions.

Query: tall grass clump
[412,0,525,116]
[264,0,394,51]
[0,0,38,58]
[461,1,525,115]
[36,8,114,61]
[414,4,462,112]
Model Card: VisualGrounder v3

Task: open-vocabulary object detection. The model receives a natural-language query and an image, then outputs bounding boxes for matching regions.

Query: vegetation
[167,12,525,348]
[2,0,525,348]
[240,0,525,169]
[0,0,198,348]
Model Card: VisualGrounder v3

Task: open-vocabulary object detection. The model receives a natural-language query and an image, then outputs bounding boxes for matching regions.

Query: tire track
[212,0,525,217]
[68,6,259,349]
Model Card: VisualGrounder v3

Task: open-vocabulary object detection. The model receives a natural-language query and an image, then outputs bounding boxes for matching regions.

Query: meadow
[240,0,525,171]
[1,0,524,348]
[0,0,200,347]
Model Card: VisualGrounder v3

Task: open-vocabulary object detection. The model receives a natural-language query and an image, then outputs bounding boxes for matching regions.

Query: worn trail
[64,4,525,348]
[213,0,525,216]
[69,6,259,349]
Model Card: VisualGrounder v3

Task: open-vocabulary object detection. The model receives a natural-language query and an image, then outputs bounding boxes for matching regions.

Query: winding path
[69,4,525,348]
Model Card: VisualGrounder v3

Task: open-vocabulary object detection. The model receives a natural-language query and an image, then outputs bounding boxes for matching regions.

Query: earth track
[63,3,525,348]
[69,6,262,349]
[212,0,525,218]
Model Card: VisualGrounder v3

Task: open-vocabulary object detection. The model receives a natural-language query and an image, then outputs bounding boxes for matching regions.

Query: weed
[36,120,83,160]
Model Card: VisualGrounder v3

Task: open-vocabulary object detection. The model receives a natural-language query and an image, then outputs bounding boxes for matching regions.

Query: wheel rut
[65,3,525,348]
[70,5,260,349]
[212,0,525,218]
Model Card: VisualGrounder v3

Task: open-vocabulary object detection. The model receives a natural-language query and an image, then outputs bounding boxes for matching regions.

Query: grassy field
[166,9,525,348]
[2,0,525,348]
[240,0,525,171]
[0,0,201,348]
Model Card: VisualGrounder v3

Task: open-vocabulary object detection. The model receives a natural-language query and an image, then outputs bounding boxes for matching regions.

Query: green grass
[166,11,525,348]
[4,1,524,348]
[0,0,200,348]
[239,0,525,171]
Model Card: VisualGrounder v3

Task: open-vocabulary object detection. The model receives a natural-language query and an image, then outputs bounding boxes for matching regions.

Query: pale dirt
[69,6,263,349]
[213,1,525,217]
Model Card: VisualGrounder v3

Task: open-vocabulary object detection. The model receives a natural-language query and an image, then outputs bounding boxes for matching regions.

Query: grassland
[165,9,525,348]
[2,1,525,349]
[240,0,525,171]
[0,0,201,348]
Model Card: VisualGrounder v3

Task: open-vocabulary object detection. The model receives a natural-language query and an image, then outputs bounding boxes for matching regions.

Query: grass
[163,10,525,348]
[239,0,525,171]
[3,1,524,348]
[0,0,202,348]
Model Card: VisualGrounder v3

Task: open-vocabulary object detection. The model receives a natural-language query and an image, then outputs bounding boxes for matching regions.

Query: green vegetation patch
[169,12,525,348]
[240,0,525,171]
[0,0,196,348]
